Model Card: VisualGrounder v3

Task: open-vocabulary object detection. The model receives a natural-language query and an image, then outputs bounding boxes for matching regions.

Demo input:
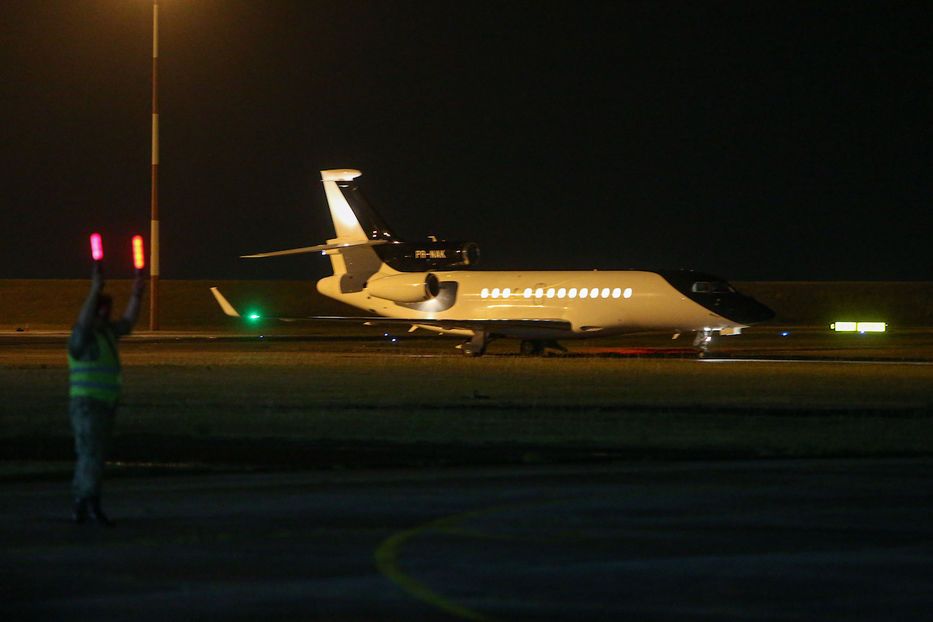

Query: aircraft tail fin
[319,169,397,278]
[238,169,396,281]
[321,169,397,244]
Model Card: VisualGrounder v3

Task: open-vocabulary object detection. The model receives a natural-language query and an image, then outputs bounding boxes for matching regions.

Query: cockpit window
[692,281,735,294]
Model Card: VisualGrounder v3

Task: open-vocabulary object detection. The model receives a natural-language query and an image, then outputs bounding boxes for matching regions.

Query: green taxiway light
[246,312,261,321]
[830,321,886,333]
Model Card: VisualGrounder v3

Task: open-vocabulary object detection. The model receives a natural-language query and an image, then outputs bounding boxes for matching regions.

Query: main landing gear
[462,332,489,357]
[461,335,566,357]
[519,339,565,356]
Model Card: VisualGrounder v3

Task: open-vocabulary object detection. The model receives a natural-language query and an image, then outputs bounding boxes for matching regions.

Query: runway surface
[2,459,932,621]
[2,327,931,619]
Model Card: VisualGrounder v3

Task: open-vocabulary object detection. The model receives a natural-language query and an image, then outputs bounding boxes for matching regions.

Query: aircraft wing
[209,287,570,332]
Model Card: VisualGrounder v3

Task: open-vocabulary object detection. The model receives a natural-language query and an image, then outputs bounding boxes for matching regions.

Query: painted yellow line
[374,507,500,621]
[374,499,563,621]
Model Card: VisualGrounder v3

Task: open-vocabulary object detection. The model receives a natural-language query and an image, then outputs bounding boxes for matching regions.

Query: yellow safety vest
[68,328,121,404]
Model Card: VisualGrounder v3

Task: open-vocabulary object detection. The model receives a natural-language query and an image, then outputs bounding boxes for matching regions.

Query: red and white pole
[149,0,160,330]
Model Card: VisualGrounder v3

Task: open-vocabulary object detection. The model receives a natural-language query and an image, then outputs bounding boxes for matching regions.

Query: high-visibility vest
[68,328,121,404]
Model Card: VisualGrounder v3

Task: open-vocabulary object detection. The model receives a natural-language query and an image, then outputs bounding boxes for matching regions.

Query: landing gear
[520,340,544,356]
[693,329,713,357]
[462,332,489,357]
[519,339,565,356]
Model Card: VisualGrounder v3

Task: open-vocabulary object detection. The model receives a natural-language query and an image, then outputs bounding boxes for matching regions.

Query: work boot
[72,498,89,524]
[89,496,115,527]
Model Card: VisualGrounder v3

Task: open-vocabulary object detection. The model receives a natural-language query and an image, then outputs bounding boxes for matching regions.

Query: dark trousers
[69,396,116,499]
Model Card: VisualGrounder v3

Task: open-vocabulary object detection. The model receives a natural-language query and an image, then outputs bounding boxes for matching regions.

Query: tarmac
[2,327,932,620]
[2,459,932,621]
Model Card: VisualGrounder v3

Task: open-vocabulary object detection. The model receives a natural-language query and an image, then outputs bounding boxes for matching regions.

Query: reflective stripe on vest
[68,328,121,404]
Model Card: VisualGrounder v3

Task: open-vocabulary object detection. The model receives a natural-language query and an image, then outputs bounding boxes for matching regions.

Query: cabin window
[623,287,633,299]
[589,287,599,298]
[503,288,511,298]
[481,288,489,299]
[492,287,500,298]
[612,287,621,299]
[600,288,610,299]
[546,288,555,298]
[535,288,544,298]
[523,288,532,298]
[568,288,578,298]
[557,288,566,299]
[579,288,588,299]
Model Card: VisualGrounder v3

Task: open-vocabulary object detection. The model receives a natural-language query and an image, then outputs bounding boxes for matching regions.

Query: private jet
[212,169,774,355]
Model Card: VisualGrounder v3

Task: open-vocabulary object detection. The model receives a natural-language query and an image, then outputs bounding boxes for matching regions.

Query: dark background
[2,0,930,281]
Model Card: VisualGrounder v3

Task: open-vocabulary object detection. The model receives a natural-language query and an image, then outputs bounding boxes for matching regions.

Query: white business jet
[212,169,774,355]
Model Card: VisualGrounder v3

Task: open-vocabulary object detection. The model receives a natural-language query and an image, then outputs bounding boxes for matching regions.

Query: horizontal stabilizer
[240,239,388,259]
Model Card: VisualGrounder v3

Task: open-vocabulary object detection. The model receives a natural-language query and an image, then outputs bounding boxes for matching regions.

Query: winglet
[210,287,241,318]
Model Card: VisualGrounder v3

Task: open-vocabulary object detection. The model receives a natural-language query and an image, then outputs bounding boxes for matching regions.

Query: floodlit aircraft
[212,168,774,356]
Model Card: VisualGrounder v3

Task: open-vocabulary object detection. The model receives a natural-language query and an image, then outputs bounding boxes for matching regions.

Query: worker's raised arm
[69,263,104,356]
[114,271,145,336]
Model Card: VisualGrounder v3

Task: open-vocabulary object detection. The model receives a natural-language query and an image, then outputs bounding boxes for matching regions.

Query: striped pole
[149,0,160,330]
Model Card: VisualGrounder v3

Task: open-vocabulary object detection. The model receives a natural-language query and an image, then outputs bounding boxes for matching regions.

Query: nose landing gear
[693,329,713,357]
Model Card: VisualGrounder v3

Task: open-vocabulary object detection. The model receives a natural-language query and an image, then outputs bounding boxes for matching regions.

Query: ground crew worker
[68,262,144,525]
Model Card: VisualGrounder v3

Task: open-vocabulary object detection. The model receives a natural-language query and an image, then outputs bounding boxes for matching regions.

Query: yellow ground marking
[374,500,564,621]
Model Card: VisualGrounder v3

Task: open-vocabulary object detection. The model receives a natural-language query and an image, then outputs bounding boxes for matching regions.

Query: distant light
[132,235,145,270]
[831,321,886,333]
[247,311,261,322]
[90,233,104,261]
[781,331,790,337]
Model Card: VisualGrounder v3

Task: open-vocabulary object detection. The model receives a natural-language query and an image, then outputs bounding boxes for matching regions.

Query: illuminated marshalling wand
[149,0,161,330]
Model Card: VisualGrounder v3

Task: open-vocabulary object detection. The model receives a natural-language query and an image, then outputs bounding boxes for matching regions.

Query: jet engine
[366,272,440,303]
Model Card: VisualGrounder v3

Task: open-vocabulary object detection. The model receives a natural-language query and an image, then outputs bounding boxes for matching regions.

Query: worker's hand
[91,261,104,290]
[132,271,146,297]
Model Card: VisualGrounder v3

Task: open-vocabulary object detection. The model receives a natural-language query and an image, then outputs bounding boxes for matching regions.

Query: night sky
[2,1,931,281]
